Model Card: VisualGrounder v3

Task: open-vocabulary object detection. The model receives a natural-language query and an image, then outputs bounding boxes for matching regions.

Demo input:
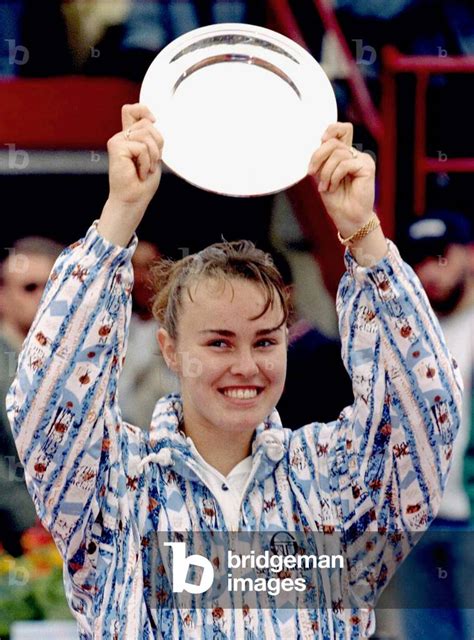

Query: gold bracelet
[337,213,381,247]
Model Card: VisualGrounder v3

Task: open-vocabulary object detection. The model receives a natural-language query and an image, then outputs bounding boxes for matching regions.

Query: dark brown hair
[150,240,292,339]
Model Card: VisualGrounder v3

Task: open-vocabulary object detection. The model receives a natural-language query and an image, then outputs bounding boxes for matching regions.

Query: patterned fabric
[0,332,37,549]
[7,223,463,639]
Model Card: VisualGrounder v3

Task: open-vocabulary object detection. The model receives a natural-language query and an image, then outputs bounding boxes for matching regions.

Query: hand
[98,104,164,246]
[107,103,164,210]
[308,123,375,238]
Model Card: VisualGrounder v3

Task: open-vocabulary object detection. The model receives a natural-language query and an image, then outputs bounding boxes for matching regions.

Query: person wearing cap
[398,210,474,639]
[402,210,473,316]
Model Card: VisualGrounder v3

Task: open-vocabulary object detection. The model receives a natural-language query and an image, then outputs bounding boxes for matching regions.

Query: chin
[211,405,272,434]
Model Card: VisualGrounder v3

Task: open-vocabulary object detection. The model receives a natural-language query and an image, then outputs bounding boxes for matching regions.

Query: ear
[447,244,469,267]
[157,327,179,372]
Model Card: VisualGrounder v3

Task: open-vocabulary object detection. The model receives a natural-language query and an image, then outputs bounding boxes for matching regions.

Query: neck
[0,320,26,351]
[182,408,253,477]
[133,306,153,321]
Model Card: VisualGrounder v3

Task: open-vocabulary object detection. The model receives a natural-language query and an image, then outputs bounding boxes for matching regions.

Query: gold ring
[124,128,132,140]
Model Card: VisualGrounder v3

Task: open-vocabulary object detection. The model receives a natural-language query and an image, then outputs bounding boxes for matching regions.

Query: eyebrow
[199,326,283,337]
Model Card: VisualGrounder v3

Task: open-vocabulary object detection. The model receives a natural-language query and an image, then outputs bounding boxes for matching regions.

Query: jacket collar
[138,394,287,483]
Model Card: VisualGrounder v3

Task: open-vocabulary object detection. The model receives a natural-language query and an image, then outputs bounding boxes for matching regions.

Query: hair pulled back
[150,240,292,339]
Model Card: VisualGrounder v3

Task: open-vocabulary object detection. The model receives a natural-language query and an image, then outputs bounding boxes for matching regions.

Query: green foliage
[0,543,72,638]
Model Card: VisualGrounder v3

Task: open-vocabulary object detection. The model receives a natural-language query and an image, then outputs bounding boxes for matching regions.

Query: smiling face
[158,276,287,439]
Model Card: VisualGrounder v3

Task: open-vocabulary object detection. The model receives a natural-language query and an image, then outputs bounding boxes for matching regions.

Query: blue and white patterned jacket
[7,223,463,639]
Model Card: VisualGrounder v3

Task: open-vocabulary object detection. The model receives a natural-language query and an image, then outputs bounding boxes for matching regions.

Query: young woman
[8,104,462,639]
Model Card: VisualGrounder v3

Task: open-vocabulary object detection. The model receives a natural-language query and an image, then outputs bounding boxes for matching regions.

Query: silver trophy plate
[140,23,337,197]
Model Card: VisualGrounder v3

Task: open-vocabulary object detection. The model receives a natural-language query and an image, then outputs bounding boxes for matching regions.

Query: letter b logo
[164,542,214,594]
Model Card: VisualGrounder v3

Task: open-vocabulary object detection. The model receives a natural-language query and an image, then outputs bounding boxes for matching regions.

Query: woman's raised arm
[6,103,163,586]
[98,103,163,246]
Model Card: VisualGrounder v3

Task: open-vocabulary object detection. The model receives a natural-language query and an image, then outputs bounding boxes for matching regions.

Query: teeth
[223,388,258,399]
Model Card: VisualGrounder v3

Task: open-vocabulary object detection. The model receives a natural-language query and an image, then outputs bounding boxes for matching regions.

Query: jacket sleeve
[325,239,462,606]
[6,223,137,562]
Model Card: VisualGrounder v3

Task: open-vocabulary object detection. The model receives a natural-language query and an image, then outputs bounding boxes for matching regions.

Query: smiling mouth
[219,387,264,400]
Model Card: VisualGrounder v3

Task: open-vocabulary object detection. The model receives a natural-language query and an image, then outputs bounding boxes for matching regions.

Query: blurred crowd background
[0,1,473,639]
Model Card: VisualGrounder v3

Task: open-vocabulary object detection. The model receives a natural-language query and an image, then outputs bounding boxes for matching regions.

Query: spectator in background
[397,210,474,639]
[118,0,264,81]
[61,0,130,72]
[5,0,266,79]
[0,236,63,556]
[49,0,259,78]
[118,240,178,428]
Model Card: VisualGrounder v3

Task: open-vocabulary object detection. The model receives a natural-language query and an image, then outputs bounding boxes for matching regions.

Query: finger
[121,103,156,130]
[148,125,164,152]
[321,122,353,146]
[125,128,161,170]
[318,148,353,191]
[136,143,153,182]
[129,120,164,155]
[124,140,152,181]
[326,158,364,193]
[308,138,349,176]
[109,128,160,176]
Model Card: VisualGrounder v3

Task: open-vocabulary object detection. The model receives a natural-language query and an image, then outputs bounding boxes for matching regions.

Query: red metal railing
[266,0,346,295]
[267,0,382,143]
[311,0,383,142]
[266,0,389,295]
[267,0,474,247]
[380,46,474,220]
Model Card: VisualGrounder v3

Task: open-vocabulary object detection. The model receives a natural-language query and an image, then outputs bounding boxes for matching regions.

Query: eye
[23,282,41,293]
[207,339,231,348]
[254,339,277,348]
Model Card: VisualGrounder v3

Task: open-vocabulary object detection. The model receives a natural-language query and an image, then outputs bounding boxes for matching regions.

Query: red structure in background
[0,76,138,148]
[380,46,474,221]
[267,0,474,296]
[1,4,473,295]
[266,0,385,296]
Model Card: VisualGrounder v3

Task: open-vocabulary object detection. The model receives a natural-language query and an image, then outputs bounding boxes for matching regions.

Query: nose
[229,347,259,378]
